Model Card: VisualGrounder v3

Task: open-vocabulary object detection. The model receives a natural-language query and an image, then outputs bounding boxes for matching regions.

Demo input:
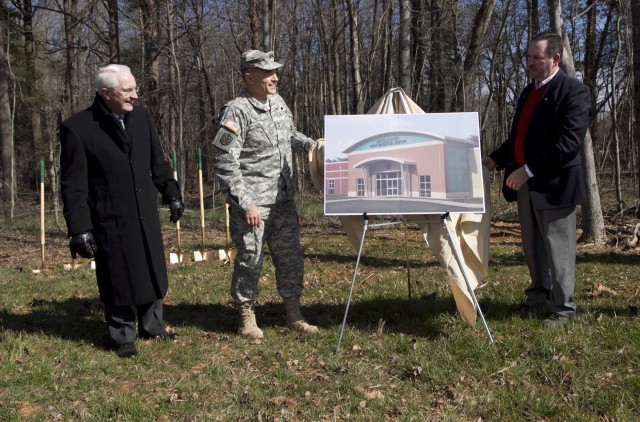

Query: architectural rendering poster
[324,113,486,216]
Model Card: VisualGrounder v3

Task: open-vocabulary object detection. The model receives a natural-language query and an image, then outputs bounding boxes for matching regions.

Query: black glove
[69,232,98,259]
[169,199,184,223]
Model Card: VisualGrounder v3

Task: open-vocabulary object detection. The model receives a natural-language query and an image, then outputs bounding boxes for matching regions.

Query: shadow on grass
[305,251,440,270]
[480,247,640,268]
[253,294,450,340]
[0,298,238,351]
[488,253,526,267]
[0,293,470,346]
[0,297,108,347]
[577,251,640,266]
[476,296,640,322]
[3,292,636,349]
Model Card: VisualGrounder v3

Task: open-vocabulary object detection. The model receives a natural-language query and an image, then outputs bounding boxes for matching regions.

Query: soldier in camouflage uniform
[212,50,319,338]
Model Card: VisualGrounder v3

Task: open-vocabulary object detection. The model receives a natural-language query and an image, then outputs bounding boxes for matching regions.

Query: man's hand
[69,232,98,259]
[169,199,184,223]
[505,166,530,191]
[482,156,497,171]
[244,204,262,227]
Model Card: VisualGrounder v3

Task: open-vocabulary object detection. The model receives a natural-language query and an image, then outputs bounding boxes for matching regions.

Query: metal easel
[335,212,494,353]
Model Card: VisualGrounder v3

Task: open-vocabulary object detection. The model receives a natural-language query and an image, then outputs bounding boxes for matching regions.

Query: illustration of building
[325,131,483,200]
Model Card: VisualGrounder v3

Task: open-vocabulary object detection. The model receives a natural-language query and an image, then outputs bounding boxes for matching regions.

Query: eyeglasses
[113,87,140,95]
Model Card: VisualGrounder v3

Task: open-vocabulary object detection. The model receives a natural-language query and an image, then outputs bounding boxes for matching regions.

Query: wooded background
[1,0,639,245]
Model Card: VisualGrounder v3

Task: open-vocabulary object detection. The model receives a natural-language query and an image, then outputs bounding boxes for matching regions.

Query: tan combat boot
[237,302,264,339]
[283,296,318,333]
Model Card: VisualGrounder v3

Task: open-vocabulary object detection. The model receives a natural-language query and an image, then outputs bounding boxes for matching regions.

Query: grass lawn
[0,192,639,421]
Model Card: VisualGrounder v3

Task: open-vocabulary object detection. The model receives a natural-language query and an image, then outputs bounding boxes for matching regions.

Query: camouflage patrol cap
[240,50,283,71]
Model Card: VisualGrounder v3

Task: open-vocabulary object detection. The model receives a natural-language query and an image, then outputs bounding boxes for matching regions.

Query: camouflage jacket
[212,90,314,211]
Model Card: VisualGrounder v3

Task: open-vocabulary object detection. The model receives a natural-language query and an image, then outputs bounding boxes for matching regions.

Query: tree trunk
[140,0,161,125]
[20,0,44,166]
[63,0,78,115]
[317,0,335,115]
[249,0,260,50]
[480,0,512,139]
[632,0,640,215]
[410,0,425,103]
[584,0,598,163]
[190,0,217,172]
[547,0,606,243]
[192,0,217,140]
[167,0,185,193]
[332,0,343,114]
[455,0,495,112]
[291,0,303,193]
[383,0,392,94]
[610,19,623,212]
[107,0,120,63]
[0,25,15,221]
[428,0,445,111]
[527,0,539,38]
[262,0,271,51]
[399,0,411,96]
[48,117,61,226]
[346,0,364,114]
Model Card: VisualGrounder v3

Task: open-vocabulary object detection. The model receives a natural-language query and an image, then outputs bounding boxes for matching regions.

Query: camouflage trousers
[229,200,304,304]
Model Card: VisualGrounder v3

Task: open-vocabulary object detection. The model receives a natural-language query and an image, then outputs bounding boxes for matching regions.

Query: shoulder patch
[222,119,240,133]
[213,129,238,152]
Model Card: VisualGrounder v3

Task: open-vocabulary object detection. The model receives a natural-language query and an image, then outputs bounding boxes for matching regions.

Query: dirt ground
[1,207,638,272]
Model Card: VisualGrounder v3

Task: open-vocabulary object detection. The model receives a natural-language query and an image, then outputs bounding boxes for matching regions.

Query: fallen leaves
[402,366,423,380]
[364,390,385,399]
[17,401,42,417]
[587,283,619,297]
[431,385,463,409]
[190,362,208,374]
[168,391,186,403]
[552,354,575,364]
[351,344,364,358]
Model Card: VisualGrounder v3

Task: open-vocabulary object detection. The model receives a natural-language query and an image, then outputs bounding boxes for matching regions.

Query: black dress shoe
[117,342,138,358]
[542,313,571,328]
[141,330,178,341]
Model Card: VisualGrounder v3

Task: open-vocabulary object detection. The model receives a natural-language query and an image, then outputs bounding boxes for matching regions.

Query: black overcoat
[60,93,181,306]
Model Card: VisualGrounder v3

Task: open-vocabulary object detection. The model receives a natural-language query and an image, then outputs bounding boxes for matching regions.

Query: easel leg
[441,212,494,346]
[405,222,411,300]
[336,215,369,353]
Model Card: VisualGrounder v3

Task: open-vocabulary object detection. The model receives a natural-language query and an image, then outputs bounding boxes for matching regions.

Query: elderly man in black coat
[60,64,184,358]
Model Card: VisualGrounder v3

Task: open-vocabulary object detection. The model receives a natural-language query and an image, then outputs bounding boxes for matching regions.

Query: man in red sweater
[483,32,591,328]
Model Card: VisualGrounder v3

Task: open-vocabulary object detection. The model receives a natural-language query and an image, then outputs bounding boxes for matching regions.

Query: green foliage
[0,199,639,420]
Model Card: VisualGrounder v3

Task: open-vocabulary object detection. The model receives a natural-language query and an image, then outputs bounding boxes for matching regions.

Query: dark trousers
[517,184,577,317]
[104,299,165,345]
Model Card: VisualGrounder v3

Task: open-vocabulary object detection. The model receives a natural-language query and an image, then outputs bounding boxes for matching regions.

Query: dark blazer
[60,93,181,306]
[489,69,591,209]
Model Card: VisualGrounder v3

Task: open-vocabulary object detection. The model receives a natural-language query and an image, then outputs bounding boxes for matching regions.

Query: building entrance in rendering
[376,171,402,196]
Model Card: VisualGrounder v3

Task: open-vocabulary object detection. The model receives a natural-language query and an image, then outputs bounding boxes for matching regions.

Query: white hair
[95,64,132,90]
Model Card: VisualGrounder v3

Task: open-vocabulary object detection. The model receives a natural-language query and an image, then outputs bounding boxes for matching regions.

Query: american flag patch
[223,119,240,133]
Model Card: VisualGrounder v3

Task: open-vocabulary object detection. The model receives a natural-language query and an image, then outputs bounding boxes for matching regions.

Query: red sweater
[514,84,548,166]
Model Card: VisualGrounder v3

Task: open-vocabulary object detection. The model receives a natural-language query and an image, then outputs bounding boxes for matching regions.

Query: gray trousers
[517,184,577,317]
[104,299,165,345]
[229,200,304,304]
